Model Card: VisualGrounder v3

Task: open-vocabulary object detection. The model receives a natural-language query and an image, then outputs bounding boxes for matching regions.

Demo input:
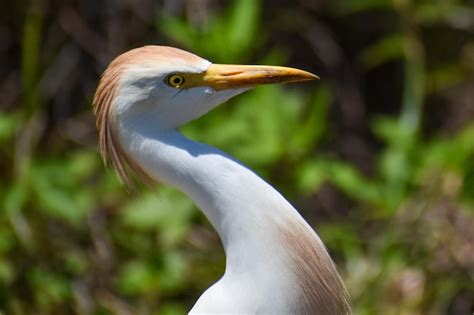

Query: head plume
[92,46,205,188]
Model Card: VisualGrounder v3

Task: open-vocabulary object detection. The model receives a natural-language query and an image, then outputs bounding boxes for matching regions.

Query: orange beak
[199,64,319,91]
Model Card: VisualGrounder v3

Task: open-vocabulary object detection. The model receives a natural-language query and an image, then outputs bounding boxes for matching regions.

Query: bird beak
[200,64,319,91]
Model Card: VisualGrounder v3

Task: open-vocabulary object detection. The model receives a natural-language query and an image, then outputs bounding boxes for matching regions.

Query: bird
[93,45,351,314]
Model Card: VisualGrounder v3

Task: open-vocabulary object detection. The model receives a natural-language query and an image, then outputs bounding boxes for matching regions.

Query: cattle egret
[93,46,351,314]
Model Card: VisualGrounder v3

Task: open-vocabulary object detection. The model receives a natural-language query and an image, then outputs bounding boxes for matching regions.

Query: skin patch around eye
[164,64,317,91]
[164,72,209,89]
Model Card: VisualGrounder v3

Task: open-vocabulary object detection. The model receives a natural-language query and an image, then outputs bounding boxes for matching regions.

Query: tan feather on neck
[279,221,351,314]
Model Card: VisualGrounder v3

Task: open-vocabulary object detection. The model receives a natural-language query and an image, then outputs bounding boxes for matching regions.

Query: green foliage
[117,251,186,295]
[360,34,405,69]
[159,0,261,62]
[120,188,195,247]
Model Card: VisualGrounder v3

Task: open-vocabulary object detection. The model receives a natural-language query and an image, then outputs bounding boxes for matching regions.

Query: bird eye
[166,74,185,88]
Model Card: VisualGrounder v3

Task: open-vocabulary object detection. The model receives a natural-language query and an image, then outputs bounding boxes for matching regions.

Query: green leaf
[3,182,29,215]
[117,251,186,295]
[296,160,327,193]
[120,188,194,245]
[422,125,474,172]
[415,3,472,27]
[117,260,156,294]
[29,269,70,303]
[30,158,94,224]
[226,0,261,59]
[360,34,405,69]
[159,17,198,49]
[158,0,262,62]
[319,223,361,257]
[426,63,469,93]
[327,161,381,204]
[289,87,331,157]
[0,261,15,285]
[372,116,415,147]
[157,251,186,292]
[0,229,15,254]
[0,114,17,143]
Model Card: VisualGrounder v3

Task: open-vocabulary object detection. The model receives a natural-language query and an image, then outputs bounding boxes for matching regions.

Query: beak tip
[305,71,319,80]
[299,70,319,81]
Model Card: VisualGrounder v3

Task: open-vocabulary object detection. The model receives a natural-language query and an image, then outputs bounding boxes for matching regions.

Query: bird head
[95,46,317,129]
[93,45,317,185]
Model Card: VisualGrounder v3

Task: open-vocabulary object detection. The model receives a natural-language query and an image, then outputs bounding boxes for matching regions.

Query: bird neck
[121,127,298,257]
[118,125,351,313]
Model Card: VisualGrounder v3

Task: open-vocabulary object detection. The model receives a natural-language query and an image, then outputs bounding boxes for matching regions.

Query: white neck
[122,126,300,257]
[118,123,350,314]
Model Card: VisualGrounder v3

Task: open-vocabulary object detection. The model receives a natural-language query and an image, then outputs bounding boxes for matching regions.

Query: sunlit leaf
[326,160,381,204]
[117,260,157,294]
[226,0,261,59]
[0,114,17,143]
[157,251,186,292]
[289,86,331,157]
[159,17,197,49]
[30,158,94,224]
[120,188,194,246]
[117,251,186,295]
[0,261,14,285]
[296,160,327,193]
[3,182,28,215]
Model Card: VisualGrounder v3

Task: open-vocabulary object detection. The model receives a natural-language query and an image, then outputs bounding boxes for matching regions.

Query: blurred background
[1,0,474,314]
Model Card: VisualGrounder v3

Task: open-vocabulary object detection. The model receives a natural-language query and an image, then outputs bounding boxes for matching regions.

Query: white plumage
[93,46,350,314]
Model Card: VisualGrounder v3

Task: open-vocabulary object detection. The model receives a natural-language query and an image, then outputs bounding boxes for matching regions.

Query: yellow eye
[166,74,185,88]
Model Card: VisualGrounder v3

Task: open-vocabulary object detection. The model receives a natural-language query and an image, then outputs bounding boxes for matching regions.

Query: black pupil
[173,77,182,85]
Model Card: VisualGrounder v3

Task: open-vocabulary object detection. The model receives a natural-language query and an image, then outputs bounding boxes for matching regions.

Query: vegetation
[1,0,473,314]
